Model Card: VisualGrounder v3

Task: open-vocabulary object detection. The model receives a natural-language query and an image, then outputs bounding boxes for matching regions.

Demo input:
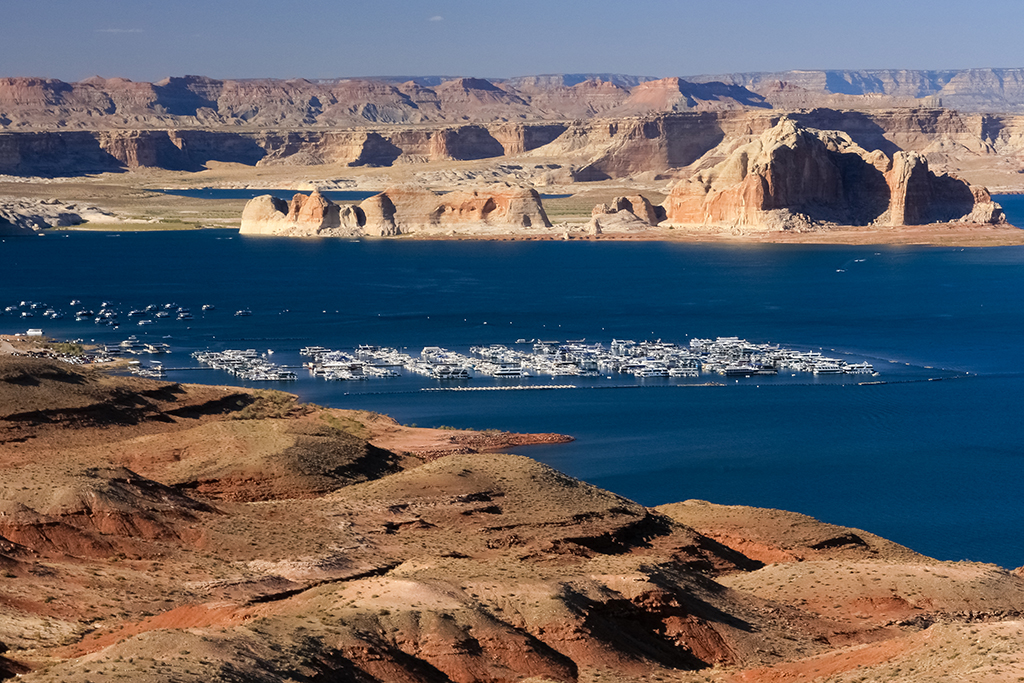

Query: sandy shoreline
[391,222,1024,247]
[5,169,1024,247]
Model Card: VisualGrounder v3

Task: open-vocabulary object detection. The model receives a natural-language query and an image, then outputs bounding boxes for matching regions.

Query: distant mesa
[8,68,1024,136]
[239,185,552,237]
[610,77,771,115]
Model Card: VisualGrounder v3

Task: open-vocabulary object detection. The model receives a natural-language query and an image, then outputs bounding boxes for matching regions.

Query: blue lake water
[2,205,1024,567]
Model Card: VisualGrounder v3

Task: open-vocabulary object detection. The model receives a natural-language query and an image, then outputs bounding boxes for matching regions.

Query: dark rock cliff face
[0,130,269,175]
[0,123,568,175]
[0,106,1021,186]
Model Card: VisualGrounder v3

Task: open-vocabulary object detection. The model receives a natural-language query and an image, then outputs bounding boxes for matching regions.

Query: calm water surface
[3,209,1024,567]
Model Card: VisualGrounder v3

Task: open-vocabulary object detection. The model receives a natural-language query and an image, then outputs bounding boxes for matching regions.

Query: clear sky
[4,0,1023,82]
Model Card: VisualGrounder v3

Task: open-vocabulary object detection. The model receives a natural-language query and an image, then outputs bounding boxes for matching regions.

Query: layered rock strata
[239,185,551,237]
[2,108,1024,187]
[661,118,1004,229]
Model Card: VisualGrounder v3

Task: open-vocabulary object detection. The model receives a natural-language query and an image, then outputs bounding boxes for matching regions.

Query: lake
[2,208,1023,567]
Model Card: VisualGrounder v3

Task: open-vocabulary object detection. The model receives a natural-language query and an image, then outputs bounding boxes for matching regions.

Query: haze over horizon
[4,0,1023,83]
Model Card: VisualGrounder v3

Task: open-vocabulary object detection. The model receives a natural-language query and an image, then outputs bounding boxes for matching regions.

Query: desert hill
[1,345,1023,681]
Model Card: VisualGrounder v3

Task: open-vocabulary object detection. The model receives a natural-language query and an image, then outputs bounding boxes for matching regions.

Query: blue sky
[3,0,1021,82]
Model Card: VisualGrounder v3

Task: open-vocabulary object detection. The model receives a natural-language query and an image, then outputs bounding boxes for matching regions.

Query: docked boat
[493,364,524,378]
[433,365,470,380]
[813,360,844,375]
[845,361,875,374]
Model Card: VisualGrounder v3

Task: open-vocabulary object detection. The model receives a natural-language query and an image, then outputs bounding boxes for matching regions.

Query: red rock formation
[286,190,337,227]
[361,185,552,234]
[883,151,1004,225]
[239,190,346,236]
[662,118,846,228]
[241,186,551,237]
[358,193,399,236]
[662,118,1004,229]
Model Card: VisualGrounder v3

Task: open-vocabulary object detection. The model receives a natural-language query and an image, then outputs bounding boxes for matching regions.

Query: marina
[293,336,876,383]
[191,349,297,381]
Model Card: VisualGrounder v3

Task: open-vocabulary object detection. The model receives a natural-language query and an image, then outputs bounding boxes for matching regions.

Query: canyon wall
[0,123,567,175]
[3,107,1024,192]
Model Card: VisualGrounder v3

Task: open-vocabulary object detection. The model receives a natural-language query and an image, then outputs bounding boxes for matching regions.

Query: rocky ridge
[8,69,1024,135]
[0,74,766,132]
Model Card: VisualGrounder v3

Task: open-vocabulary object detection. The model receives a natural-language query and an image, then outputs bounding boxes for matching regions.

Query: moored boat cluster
[192,349,297,381]
[1,298,218,328]
[298,336,876,381]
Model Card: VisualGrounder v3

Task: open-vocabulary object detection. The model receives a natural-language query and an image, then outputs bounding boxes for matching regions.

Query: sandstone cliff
[238,191,356,237]
[3,106,1024,190]
[661,118,1004,229]
[239,185,551,237]
[368,185,551,234]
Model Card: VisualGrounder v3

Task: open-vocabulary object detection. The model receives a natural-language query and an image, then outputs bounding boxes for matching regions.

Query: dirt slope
[0,353,1021,682]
